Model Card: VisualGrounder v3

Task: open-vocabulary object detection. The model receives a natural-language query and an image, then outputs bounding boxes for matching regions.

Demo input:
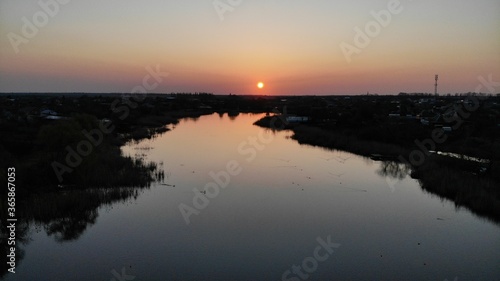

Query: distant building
[286,116,309,123]
[420,113,441,126]
[40,109,57,117]
[198,104,212,110]
[44,115,68,120]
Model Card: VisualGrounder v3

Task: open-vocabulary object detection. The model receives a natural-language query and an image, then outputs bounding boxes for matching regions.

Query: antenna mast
[434,74,439,95]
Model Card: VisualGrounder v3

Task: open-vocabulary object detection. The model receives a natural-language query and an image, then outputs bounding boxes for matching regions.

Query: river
[4,113,499,281]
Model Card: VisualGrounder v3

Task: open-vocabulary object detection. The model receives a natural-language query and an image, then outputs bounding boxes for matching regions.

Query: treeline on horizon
[1,91,500,96]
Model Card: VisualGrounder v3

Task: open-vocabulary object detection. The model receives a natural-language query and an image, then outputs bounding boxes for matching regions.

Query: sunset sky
[1,0,499,95]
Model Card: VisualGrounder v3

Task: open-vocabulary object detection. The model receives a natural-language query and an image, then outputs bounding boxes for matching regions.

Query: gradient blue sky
[1,0,499,95]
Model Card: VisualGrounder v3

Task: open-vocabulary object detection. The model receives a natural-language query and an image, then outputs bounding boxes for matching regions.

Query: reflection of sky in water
[8,113,499,281]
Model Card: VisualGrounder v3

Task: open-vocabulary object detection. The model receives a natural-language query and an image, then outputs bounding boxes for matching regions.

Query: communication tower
[434,75,439,95]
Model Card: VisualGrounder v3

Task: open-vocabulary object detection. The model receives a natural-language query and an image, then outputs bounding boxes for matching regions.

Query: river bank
[255,115,500,224]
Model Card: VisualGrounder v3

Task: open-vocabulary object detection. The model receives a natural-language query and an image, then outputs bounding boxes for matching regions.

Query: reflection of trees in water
[228,111,239,121]
[377,159,500,226]
[187,116,200,122]
[376,161,410,180]
[43,209,98,242]
[0,187,147,277]
[24,188,144,241]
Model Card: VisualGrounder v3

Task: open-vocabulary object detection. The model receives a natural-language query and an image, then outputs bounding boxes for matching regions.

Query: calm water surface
[6,113,499,281]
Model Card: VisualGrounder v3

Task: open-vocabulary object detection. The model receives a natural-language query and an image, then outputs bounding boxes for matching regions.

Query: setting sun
[257,82,264,89]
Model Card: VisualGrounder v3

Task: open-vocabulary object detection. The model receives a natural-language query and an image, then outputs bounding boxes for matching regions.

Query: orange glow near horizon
[0,1,498,94]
